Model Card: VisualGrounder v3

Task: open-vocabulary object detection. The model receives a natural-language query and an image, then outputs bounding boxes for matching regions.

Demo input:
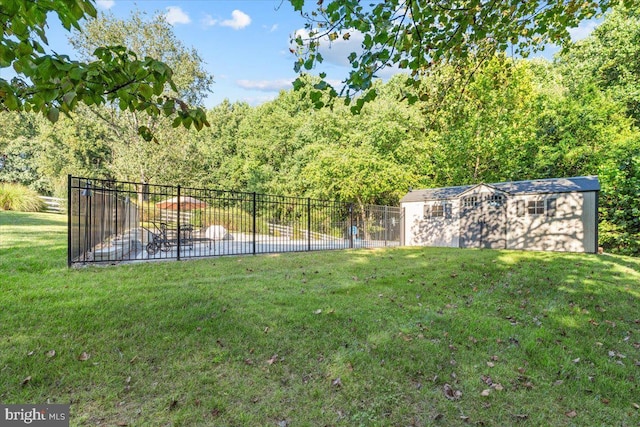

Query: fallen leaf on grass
[46,350,56,358]
[632,403,639,410]
[332,377,342,387]
[480,389,491,396]
[565,410,577,418]
[314,309,322,315]
[21,376,32,386]
[492,383,504,391]
[486,362,495,368]
[443,383,462,400]
[267,354,278,365]
[78,352,90,361]
[116,422,128,426]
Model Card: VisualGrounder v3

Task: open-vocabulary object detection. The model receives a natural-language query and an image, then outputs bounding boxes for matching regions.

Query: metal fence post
[349,203,354,249]
[252,192,257,255]
[384,205,388,247]
[177,185,181,261]
[307,198,311,252]
[67,174,72,267]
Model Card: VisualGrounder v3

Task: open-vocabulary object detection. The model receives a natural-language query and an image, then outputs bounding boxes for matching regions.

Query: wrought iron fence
[68,175,401,266]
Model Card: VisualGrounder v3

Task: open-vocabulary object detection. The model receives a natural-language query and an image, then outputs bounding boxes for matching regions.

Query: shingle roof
[400,176,600,203]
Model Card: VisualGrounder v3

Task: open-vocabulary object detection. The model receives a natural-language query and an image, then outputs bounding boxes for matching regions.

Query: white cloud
[236,79,293,92]
[569,19,599,41]
[96,0,114,9]
[202,14,218,27]
[165,6,191,25]
[267,24,279,33]
[221,10,251,30]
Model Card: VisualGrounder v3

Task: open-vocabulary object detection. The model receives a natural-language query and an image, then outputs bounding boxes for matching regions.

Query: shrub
[0,183,44,212]
[599,220,640,256]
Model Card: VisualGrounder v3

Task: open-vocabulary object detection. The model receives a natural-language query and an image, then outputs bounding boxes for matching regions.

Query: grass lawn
[1,211,639,426]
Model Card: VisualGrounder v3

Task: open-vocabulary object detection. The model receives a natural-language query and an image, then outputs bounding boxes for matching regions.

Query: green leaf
[137,126,153,142]
[46,107,59,123]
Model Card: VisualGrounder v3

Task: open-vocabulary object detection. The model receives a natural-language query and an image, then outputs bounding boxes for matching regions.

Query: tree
[0,0,209,138]
[35,107,114,195]
[192,100,251,189]
[598,141,640,256]
[401,56,540,186]
[0,112,44,191]
[64,9,214,188]
[289,0,616,110]
[555,5,640,125]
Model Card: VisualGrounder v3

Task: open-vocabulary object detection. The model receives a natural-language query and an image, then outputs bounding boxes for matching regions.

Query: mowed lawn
[1,211,639,426]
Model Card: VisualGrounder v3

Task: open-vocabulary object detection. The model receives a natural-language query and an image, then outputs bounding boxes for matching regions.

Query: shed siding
[506,192,588,252]
[403,201,459,247]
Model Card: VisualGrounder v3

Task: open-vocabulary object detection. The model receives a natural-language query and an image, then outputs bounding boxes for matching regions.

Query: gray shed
[399,176,600,253]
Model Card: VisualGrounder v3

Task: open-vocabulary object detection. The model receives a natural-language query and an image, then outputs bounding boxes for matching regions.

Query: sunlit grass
[1,211,639,426]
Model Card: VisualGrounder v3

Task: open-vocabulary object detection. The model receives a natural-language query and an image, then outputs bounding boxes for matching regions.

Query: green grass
[1,211,639,426]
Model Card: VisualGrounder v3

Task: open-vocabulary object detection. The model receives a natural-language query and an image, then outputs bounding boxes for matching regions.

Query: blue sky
[2,1,601,109]
[38,0,359,108]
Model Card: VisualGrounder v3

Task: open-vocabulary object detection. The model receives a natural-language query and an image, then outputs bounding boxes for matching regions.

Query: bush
[0,183,44,212]
[599,220,640,256]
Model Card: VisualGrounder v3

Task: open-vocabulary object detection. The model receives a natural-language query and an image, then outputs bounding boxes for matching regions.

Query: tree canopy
[0,0,209,139]
[290,0,621,110]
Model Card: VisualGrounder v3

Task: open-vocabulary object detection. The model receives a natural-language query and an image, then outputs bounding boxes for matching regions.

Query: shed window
[488,194,505,207]
[463,196,479,207]
[527,200,545,215]
[424,202,452,219]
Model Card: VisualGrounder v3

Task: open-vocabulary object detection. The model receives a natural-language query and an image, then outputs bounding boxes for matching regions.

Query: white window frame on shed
[424,202,453,219]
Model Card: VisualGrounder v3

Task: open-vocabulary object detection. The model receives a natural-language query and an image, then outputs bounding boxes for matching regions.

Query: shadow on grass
[1,212,639,426]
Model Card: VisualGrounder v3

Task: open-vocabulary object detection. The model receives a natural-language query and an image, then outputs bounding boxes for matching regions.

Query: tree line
[1,6,639,255]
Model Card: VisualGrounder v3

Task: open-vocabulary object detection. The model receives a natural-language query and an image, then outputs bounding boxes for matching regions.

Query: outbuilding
[399,176,600,253]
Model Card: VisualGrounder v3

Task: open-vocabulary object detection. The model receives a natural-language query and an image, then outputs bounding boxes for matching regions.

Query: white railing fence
[39,196,65,214]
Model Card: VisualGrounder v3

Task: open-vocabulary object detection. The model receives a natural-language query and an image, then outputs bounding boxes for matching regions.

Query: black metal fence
[68,175,401,266]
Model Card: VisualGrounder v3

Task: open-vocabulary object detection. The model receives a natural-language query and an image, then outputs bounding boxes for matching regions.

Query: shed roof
[400,176,600,203]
